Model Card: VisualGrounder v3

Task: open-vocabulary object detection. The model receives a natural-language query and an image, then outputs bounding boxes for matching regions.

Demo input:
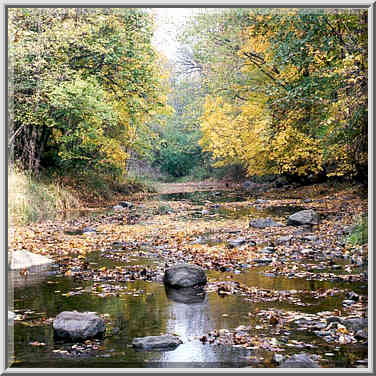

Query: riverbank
[8,169,156,225]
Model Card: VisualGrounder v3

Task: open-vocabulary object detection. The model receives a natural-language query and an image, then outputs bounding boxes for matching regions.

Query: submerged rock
[287,209,319,226]
[10,250,53,270]
[164,264,207,288]
[227,237,253,248]
[279,353,320,368]
[132,334,182,351]
[249,217,284,229]
[53,311,105,341]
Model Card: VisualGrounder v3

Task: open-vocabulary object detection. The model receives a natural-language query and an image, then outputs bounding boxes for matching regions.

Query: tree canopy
[9,8,171,175]
[179,8,368,181]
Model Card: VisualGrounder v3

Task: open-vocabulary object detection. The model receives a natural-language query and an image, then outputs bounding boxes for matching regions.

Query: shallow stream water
[10,189,368,368]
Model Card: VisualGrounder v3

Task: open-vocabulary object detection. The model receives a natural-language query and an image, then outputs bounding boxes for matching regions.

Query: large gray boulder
[287,209,319,226]
[10,250,53,270]
[132,334,182,351]
[279,353,320,368]
[53,311,105,341]
[164,264,207,288]
[249,217,284,229]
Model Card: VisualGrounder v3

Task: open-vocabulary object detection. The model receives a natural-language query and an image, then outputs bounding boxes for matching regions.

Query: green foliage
[155,128,202,178]
[47,77,124,172]
[347,215,368,246]
[147,67,209,180]
[9,8,170,177]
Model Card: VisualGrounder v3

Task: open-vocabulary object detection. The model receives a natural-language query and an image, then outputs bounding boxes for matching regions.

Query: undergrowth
[347,215,368,246]
[8,168,156,225]
[8,168,81,225]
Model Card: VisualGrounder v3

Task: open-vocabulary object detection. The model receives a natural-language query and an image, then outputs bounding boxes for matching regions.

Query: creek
[10,188,368,368]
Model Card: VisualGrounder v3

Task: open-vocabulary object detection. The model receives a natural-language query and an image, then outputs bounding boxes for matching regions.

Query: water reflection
[9,267,57,289]
[161,285,250,366]
[163,286,215,364]
[165,286,206,305]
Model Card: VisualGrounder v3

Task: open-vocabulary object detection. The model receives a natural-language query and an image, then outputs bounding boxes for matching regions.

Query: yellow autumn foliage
[200,96,273,175]
[200,96,325,177]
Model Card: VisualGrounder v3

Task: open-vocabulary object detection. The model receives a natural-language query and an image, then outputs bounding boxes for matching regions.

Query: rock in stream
[164,264,207,288]
[53,311,105,341]
[287,209,319,226]
[132,334,182,351]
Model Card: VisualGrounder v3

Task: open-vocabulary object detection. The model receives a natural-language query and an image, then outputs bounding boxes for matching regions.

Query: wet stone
[119,201,133,208]
[227,238,247,247]
[313,322,327,330]
[355,329,368,340]
[163,264,207,288]
[82,227,96,234]
[331,265,342,270]
[132,334,182,351]
[342,300,356,306]
[287,209,319,226]
[263,272,276,277]
[10,250,54,270]
[302,235,319,242]
[259,247,276,254]
[253,258,273,264]
[326,316,342,324]
[249,217,284,229]
[313,330,331,337]
[276,235,293,244]
[53,311,105,341]
[342,317,368,332]
[346,291,360,301]
[279,353,320,368]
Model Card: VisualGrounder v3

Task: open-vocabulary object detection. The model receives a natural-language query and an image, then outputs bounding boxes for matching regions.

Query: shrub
[347,215,368,245]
